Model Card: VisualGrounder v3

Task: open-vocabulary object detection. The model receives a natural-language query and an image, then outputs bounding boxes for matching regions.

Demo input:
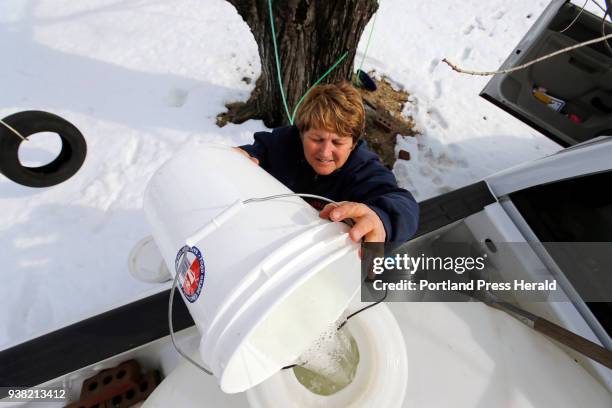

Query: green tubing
[290,51,349,124]
[356,0,381,87]
[268,0,292,123]
[267,0,350,125]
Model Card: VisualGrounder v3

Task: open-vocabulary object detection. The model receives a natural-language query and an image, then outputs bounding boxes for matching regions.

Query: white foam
[294,319,359,395]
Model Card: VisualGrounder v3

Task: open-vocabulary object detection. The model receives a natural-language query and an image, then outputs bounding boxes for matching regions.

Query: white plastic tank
[143,145,361,393]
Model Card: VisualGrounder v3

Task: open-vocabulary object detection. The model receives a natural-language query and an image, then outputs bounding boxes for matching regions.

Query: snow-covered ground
[0,0,599,348]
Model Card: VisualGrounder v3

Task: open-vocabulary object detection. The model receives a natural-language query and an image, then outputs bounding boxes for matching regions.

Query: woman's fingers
[329,202,362,222]
[349,217,372,242]
[320,202,386,243]
[319,202,338,219]
[350,216,385,243]
[362,220,386,242]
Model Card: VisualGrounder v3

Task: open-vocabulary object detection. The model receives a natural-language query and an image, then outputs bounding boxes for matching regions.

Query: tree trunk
[224,0,378,127]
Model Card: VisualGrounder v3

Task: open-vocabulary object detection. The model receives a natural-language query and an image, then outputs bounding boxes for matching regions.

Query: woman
[237,81,419,243]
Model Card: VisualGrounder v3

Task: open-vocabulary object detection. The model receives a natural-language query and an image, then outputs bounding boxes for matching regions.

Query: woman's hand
[233,147,260,165]
[319,201,386,243]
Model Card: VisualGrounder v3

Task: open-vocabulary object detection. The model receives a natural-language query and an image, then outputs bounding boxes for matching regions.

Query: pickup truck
[0,0,610,403]
[408,0,612,388]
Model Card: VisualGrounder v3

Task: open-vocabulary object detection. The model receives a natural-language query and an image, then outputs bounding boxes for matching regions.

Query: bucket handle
[185,199,244,247]
[185,193,341,248]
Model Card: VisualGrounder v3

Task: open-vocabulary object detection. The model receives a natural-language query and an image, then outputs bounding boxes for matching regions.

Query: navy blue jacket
[240,126,419,242]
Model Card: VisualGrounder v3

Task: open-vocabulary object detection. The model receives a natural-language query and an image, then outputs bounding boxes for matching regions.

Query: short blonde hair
[295,82,365,144]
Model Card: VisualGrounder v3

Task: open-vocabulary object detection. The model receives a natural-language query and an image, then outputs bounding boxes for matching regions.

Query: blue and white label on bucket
[175,245,205,303]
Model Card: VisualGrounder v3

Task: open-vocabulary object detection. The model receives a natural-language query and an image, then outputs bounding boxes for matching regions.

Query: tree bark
[224,0,378,127]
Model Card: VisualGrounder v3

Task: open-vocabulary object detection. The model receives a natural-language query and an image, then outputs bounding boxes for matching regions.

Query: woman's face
[302,128,355,175]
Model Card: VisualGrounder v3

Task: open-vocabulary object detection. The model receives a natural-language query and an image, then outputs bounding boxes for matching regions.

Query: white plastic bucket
[143,145,361,393]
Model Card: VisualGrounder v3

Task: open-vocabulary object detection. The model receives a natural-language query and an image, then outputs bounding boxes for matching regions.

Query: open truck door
[480,0,612,147]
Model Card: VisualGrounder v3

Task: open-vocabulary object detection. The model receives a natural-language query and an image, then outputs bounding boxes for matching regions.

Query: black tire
[0,110,87,188]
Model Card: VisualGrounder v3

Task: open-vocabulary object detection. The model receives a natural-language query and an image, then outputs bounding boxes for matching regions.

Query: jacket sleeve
[239,131,271,168]
[345,160,419,242]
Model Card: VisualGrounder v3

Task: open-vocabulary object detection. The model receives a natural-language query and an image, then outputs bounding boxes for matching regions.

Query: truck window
[510,171,612,337]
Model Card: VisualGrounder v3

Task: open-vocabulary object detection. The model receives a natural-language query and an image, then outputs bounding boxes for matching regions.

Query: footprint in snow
[436,152,455,167]
[492,10,506,20]
[165,88,189,108]
[432,80,443,99]
[428,58,439,73]
[463,24,474,35]
[475,17,486,31]
[460,47,472,61]
[427,108,449,129]
[419,164,434,177]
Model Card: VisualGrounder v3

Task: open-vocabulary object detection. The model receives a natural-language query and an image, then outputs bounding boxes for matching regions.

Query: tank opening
[292,324,360,396]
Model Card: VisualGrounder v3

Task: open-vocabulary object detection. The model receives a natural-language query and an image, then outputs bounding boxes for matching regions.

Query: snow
[0,1,599,348]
